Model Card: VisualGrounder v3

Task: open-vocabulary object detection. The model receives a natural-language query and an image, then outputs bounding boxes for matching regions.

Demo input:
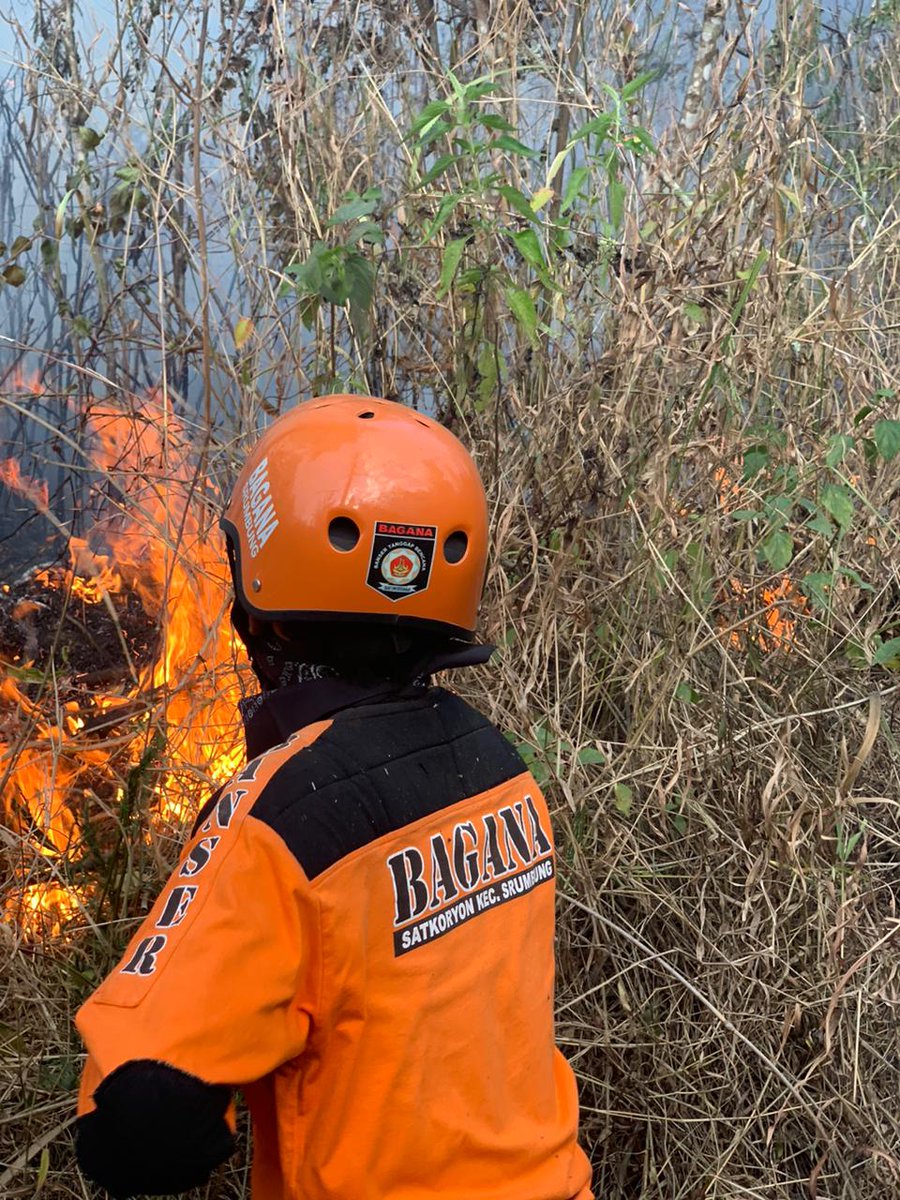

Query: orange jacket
[76,685,593,1200]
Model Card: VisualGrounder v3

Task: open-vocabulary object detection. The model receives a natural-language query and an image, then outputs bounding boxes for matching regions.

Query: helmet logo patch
[242,456,280,558]
[367,521,436,601]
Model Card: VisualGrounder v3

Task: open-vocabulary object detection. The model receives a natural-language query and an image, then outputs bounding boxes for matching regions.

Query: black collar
[239,643,494,759]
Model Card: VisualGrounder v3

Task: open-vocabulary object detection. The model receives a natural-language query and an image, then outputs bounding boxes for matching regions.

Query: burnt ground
[0,555,167,872]
[0,562,159,682]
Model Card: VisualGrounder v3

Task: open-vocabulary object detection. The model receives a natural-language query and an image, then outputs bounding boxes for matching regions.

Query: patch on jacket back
[386,792,554,956]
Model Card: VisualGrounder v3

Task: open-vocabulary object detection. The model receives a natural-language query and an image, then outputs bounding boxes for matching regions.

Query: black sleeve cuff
[76,1059,235,1198]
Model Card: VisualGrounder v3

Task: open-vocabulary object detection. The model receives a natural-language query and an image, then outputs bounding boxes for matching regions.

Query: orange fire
[721,575,808,652]
[7,368,46,396]
[1,389,246,938]
[713,465,742,513]
[0,458,50,513]
[2,880,85,939]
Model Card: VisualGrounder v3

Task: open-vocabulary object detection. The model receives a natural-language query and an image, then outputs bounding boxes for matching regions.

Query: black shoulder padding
[252,687,527,879]
[76,1059,235,1198]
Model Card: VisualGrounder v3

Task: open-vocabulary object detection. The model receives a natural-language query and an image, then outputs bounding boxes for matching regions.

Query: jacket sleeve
[75,769,321,1198]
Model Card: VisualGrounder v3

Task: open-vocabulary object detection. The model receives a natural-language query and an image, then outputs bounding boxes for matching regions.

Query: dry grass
[1,0,899,1196]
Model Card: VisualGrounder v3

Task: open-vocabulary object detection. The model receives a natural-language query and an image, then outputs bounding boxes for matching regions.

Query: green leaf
[297,293,320,330]
[505,286,538,343]
[682,301,706,325]
[2,264,26,286]
[806,511,834,538]
[418,153,458,187]
[77,125,103,151]
[345,221,383,247]
[455,266,484,292]
[497,184,537,222]
[530,186,554,213]
[577,746,606,766]
[561,166,589,213]
[628,125,656,154]
[418,119,454,148]
[345,253,375,335]
[318,257,350,306]
[873,419,900,461]
[573,113,614,143]
[478,113,514,132]
[608,177,625,230]
[530,761,550,786]
[489,134,538,158]
[546,146,570,186]
[72,314,91,339]
[328,189,381,225]
[838,566,873,591]
[729,247,768,325]
[436,236,469,299]
[874,637,900,667]
[529,725,551,751]
[409,99,452,140]
[742,445,769,478]
[422,192,465,242]
[667,805,687,836]
[40,238,58,269]
[768,494,794,521]
[462,79,497,102]
[234,317,253,348]
[675,681,700,703]
[508,228,545,270]
[761,528,793,571]
[613,782,633,816]
[825,433,854,467]
[819,483,854,528]
[621,69,660,101]
[802,572,833,610]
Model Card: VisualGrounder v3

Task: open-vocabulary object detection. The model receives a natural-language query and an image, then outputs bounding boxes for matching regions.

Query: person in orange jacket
[75,395,593,1200]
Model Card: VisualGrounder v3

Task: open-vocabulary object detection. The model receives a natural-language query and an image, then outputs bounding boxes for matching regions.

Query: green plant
[0,234,31,288]
[279,187,384,363]
[405,71,655,406]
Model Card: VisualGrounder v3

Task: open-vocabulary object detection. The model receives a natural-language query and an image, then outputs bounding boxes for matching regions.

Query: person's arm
[75,776,321,1198]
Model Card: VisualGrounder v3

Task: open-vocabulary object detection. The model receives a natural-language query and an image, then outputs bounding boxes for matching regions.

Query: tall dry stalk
[1,0,899,1195]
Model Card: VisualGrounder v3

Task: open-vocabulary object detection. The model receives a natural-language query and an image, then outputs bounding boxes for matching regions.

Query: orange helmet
[220,395,488,639]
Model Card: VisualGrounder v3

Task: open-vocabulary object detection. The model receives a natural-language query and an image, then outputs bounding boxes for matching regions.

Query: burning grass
[0,392,245,949]
[1,0,899,1194]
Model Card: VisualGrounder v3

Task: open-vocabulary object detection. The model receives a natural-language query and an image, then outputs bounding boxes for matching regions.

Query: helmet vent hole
[358,410,375,419]
[328,517,361,551]
[416,419,429,427]
[443,531,468,564]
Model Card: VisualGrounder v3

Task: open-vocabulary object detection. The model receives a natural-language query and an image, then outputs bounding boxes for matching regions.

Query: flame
[0,458,50,512]
[7,369,46,396]
[713,465,742,513]
[1,387,246,937]
[3,881,85,940]
[3,747,77,856]
[721,576,808,652]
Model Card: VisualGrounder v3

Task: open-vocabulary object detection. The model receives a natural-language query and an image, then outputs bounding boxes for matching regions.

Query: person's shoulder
[244,687,529,881]
[191,721,333,837]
